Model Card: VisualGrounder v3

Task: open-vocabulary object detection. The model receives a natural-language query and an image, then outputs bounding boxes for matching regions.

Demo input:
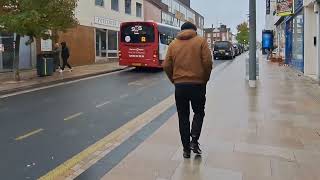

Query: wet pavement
[95,54,320,180]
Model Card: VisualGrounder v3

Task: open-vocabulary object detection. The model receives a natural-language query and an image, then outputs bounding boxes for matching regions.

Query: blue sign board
[294,0,303,12]
[262,31,274,49]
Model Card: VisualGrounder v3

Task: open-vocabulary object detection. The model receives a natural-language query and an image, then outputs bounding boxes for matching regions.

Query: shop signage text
[266,0,271,15]
[276,0,294,16]
[94,16,120,28]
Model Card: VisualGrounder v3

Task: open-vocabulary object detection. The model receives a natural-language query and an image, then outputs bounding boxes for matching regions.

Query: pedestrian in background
[60,42,72,72]
[163,22,213,159]
[53,43,62,71]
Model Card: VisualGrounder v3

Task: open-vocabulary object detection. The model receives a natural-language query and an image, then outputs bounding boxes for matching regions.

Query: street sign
[276,0,294,16]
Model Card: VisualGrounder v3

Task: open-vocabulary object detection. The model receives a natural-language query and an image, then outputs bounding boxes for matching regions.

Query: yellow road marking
[39,94,175,180]
[64,112,84,121]
[15,128,44,141]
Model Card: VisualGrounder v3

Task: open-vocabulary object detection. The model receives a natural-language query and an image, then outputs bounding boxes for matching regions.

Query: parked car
[213,41,235,60]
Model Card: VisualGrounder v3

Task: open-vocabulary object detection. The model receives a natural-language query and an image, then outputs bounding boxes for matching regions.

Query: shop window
[136,3,142,17]
[125,0,131,14]
[108,30,118,51]
[96,29,107,57]
[111,0,119,11]
[95,0,104,7]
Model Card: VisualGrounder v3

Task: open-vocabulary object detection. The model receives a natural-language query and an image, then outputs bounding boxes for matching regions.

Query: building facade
[58,0,144,66]
[204,25,233,50]
[269,0,306,74]
[303,0,318,79]
[144,0,204,36]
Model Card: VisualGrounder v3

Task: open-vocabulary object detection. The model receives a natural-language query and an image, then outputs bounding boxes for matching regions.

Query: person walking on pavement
[60,42,72,72]
[53,43,62,71]
[163,22,213,159]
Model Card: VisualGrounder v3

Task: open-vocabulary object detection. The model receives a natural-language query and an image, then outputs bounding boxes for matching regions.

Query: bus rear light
[153,50,158,58]
[119,51,122,57]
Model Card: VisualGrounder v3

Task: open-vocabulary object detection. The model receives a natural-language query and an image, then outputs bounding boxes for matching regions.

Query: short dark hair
[181,22,197,31]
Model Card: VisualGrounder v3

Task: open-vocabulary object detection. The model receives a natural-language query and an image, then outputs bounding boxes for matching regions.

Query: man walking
[163,22,213,158]
[60,42,72,72]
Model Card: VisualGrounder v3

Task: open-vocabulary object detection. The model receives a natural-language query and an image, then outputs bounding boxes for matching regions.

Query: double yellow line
[39,94,175,180]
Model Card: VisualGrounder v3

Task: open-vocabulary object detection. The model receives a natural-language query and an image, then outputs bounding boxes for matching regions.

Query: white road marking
[96,101,112,108]
[0,68,132,99]
[64,112,84,121]
[120,94,129,99]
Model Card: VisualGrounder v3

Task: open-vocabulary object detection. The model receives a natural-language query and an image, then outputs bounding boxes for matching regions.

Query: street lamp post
[249,0,257,87]
[317,0,320,82]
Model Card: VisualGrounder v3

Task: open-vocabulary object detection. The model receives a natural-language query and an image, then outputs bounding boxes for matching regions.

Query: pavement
[0,62,126,96]
[87,54,320,180]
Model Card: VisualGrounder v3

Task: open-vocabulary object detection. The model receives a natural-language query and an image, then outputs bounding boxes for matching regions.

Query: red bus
[119,21,180,68]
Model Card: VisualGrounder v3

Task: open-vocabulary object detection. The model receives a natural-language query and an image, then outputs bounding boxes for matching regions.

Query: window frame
[136,2,142,17]
[111,0,119,11]
[125,0,132,15]
[95,0,104,7]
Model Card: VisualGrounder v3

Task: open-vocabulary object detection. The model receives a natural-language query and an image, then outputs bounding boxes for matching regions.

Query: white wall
[76,0,144,31]
[304,6,317,76]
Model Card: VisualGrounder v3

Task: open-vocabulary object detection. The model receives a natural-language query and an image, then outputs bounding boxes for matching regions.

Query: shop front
[94,17,120,62]
[284,0,304,72]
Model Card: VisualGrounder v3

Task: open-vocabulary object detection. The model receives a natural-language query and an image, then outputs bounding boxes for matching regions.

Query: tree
[236,22,249,45]
[0,0,78,80]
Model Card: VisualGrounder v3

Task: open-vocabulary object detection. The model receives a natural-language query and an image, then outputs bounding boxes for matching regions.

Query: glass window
[95,0,104,6]
[291,11,304,71]
[158,25,179,45]
[108,30,118,50]
[96,29,107,57]
[136,3,142,17]
[172,0,179,14]
[0,33,14,71]
[121,23,155,43]
[125,0,131,14]
[111,0,119,11]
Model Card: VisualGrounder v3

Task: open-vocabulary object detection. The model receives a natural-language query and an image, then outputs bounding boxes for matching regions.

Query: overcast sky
[191,0,265,40]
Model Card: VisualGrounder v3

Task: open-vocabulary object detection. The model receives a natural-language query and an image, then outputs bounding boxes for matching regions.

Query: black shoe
[183,149,191,159]
[190,141,202,155]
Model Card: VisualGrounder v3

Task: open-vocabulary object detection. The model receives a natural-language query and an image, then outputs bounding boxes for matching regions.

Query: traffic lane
[0,69,165,141]
[0,76,175,179]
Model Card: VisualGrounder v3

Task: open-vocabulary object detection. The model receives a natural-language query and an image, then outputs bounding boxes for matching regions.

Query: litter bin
[37,53,54,77]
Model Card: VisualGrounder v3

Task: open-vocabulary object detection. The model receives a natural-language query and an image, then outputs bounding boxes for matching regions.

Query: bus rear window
[121,24,155,43]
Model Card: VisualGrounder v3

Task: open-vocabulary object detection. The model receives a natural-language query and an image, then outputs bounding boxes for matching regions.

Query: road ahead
[0,60,229,179]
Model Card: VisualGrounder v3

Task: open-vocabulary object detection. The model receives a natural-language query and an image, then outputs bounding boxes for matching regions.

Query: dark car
[213,41,235,60]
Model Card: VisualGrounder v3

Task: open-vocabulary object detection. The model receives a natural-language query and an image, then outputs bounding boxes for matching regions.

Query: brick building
[204,24,234,50]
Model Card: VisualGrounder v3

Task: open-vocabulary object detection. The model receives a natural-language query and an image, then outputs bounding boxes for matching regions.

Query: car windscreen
[214,42,230,49]
[121,24,155,43]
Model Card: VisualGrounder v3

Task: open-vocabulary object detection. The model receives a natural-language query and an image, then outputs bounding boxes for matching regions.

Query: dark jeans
[175,83,206,151]
[61,57,72,70]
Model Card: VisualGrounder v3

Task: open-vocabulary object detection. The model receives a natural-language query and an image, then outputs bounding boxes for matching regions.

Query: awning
[274,16,285,26]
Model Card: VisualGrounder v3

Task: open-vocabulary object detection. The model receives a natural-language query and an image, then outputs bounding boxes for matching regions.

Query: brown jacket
[163,30,213,84]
